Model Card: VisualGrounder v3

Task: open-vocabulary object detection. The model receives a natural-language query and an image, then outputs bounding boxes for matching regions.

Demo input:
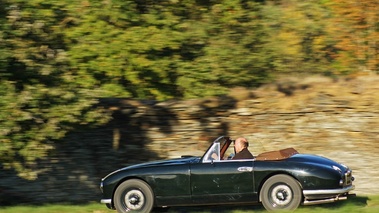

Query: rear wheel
[114,179,154,213]
[260,174,302,211]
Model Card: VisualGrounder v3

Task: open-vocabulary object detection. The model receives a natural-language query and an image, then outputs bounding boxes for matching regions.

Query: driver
[233,137,254,160]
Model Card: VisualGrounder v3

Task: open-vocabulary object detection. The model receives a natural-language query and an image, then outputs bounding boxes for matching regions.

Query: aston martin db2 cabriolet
[100,136,355,212]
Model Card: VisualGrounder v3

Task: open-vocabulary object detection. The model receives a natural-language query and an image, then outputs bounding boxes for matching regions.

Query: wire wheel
[261,174,302,211]
[114,179,154,213]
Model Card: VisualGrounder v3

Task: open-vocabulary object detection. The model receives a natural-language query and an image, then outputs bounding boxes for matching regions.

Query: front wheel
[260,174,302,211]
[114,179,154,213]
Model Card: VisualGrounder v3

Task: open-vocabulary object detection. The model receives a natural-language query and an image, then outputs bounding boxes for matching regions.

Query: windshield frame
[201,136,233,163]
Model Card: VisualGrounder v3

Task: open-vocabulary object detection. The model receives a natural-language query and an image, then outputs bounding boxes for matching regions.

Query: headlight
[339,179,344,186]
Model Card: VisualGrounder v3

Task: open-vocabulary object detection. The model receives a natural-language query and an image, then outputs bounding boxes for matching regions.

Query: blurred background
[0,0,378,206]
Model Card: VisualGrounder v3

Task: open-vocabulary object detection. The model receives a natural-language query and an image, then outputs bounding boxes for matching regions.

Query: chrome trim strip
[101,199,112,204]
[100,181,104,193]
[303,185,355,196]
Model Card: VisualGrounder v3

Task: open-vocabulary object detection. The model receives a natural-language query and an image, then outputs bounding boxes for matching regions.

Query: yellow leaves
[329,0,379,72]
[276,31,302,56]
[132,56,153,68]
[313,36,326,52]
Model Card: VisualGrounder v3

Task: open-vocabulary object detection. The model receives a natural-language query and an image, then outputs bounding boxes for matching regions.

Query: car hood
[126,156,199,169]
[103,156,200,179]
[288,153,349,171]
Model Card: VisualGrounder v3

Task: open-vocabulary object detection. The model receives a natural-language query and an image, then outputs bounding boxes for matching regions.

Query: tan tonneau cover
[256,148,299,161]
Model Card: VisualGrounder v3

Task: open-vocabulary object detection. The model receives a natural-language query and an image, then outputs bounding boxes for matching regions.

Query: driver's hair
[236,137,249,148]
[244,141,249,147]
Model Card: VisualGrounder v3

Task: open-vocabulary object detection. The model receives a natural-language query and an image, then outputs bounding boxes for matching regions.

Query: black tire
[260,174,302,212]
[114,179,154,213]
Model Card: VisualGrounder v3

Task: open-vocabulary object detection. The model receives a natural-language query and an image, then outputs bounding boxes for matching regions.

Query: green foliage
[64,0,186,100]
[0,0,110,179]
[176,1,272,98]
[260,0,335,74]
[0,0,378,178]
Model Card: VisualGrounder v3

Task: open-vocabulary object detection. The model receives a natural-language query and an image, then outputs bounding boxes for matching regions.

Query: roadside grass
[0,195,378,213]
[0,202,114,213]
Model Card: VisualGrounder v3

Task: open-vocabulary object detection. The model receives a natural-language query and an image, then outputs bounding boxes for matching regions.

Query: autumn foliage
[329,0,379,73]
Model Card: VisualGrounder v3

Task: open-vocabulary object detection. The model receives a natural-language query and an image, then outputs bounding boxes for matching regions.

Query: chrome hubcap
[270,185,292,207]
[124,189,144,210]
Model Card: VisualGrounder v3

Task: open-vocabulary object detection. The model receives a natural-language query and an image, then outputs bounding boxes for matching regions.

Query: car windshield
[202,136,234,162]
[202,136,256,162]
[203,142,220,162]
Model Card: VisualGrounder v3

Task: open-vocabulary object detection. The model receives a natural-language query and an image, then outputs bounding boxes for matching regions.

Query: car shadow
[153,195,369,213]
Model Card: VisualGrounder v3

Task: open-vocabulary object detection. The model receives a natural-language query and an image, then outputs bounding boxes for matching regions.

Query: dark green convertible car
[100,136,355,212]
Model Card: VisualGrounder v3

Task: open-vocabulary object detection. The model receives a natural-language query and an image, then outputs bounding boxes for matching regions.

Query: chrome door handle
[238,167,253,172]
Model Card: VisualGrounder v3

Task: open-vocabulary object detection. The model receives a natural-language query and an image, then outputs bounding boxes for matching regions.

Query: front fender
[290,163,342,190]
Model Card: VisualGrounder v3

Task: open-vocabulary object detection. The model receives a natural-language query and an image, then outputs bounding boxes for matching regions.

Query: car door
[190,159,257,204]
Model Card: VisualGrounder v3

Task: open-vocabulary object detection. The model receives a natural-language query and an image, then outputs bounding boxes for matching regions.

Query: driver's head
[234,137,249,153]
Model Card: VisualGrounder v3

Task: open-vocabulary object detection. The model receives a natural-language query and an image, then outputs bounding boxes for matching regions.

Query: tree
[64,0,187,100]
[0,0,110,179]
[63,0,279,99]
[3,0,375,179]
[328,0,379,74]
[176,0,273,98]
[259,0,335,75]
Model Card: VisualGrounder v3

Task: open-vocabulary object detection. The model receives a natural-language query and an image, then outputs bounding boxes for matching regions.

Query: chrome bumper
[303,185,355,196]
[303,185,355,205]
